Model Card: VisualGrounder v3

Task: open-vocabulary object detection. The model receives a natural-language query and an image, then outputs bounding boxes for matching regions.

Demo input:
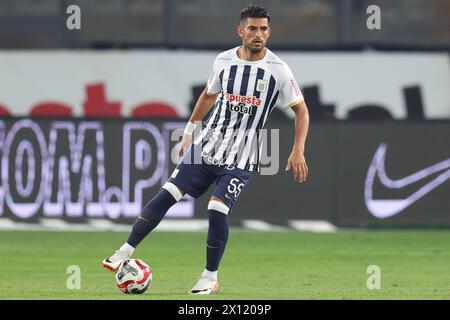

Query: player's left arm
[285,99,309,183]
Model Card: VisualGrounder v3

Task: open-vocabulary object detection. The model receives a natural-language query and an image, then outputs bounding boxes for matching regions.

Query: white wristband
[184,121,196,135]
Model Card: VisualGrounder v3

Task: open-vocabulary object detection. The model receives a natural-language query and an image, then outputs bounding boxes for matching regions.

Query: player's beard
[245,40,265,54]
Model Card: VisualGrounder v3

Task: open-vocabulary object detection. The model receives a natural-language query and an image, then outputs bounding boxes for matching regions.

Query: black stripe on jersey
[268,91,280,114]
[202,69,225,148]
[210,65,237,157]
[222,65,252,160]
[240,65,252,94]
[243,67,265,132]
[221,64,238,132]
[222,64,238,130]
[245,75,276,171]
[205,69,225,129]
[227,65,238,93]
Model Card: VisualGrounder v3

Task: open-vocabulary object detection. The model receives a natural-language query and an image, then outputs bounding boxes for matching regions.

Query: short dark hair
[240,5,271,23]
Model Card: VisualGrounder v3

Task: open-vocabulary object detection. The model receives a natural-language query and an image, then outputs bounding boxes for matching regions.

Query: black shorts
[167,144,253,210]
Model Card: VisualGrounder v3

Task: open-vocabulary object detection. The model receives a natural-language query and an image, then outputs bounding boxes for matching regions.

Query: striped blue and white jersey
[194,47,304,172]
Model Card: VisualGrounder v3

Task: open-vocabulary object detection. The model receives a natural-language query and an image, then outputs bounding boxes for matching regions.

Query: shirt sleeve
[206,56,221,95]
[277,65,304,110]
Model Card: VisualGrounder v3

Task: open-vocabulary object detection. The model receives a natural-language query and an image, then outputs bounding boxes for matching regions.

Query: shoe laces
[111,250,130,262]
[196,276,215,286]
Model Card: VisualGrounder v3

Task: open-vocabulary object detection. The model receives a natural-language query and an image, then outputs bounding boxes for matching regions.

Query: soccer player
[103,5,309,294]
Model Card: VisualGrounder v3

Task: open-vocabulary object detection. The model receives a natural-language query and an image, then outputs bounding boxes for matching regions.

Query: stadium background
[0,0,449,300]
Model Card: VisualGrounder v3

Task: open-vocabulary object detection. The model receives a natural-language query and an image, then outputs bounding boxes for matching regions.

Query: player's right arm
[179,55,222,157]
[178,87,219,157]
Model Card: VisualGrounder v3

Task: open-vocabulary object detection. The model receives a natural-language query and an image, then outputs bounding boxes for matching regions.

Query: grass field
[0,229,449,300]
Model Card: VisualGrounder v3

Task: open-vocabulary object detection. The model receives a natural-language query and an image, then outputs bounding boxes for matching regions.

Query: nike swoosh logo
[365,143,450,219]
[138,215,149,222]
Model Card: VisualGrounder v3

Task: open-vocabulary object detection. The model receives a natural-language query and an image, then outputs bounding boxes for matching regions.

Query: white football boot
[102,250,131,272]
[189,276,219,295]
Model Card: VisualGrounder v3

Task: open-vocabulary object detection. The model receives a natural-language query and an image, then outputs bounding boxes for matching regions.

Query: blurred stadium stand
[0,0,449,49]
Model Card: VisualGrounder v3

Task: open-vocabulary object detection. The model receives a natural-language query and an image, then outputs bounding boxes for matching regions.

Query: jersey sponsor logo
[200,149,236,170]
[229,103,253,115]
[225,93,261,106]
[225,93,261,115]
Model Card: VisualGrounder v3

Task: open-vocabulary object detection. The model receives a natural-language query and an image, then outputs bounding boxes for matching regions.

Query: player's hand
[178,133,193,157]
[285,150,308,183]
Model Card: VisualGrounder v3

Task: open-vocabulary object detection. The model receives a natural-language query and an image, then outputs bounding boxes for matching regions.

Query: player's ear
[236,23,244,38]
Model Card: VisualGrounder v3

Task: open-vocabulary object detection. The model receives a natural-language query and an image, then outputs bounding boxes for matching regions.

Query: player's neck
[237,46,267,62]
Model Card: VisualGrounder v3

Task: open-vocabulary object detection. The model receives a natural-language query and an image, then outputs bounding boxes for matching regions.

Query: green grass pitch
[0,229,449,299]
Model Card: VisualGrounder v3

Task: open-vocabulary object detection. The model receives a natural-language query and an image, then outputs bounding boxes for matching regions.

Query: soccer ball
[115,259,152,294]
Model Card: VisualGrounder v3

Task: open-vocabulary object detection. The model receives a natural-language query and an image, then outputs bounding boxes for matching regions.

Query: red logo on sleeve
[291,79,301,97]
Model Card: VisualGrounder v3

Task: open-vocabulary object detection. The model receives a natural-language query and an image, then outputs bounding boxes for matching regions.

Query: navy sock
[127,188,178,248]
[206,210,229,272]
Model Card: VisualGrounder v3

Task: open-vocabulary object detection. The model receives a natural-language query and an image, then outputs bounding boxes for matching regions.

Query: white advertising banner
[0,50,449,119]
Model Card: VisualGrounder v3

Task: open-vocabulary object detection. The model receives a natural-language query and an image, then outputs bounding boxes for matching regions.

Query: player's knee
[208,197,229,215]
[162,182,185,201]
[141,183,184,218]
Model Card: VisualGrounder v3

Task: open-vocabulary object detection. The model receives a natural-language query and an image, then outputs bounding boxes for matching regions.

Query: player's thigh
[211,170,253,211]
[167,149,216,198]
